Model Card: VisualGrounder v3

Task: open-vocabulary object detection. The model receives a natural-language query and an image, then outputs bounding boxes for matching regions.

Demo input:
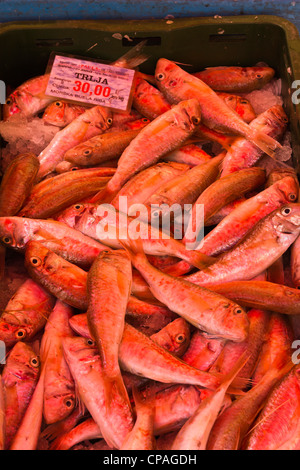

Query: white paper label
[45,55,135,111]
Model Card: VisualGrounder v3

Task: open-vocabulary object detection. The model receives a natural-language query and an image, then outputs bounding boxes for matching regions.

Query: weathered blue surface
[0,0,299,32]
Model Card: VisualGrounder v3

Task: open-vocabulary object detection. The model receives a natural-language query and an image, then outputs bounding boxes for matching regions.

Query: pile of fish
[0,46,300,451]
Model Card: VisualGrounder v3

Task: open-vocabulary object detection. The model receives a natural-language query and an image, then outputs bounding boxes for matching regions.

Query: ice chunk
[244,78,283,115]
[274,131,293,162]
[0,115,60,171]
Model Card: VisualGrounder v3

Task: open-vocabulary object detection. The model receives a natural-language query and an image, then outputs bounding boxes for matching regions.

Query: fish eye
[55,101,63,107]
[234,307,243,315]
[86,338,95,346]
[83,149,92,156]
[240,100,249,105]
[71,166,79,171]
[289,193,297,201]
[5,98,12,105]
[74,204,83,210]
[175,333,186,344]
[142,118,150,123]
[30,256,42,267]
[281,206,292,216]
[2,236,12,245]
[156,72,165,81]
[15,328,27,340]
[282,116,289,123]
[30,356,40,368]
[107,117,113,126]
[63,397,74,408]
[256,74,263,79]
[191,116,201,125]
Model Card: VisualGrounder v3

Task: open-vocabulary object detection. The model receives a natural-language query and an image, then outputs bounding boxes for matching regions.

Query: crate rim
[0,14,298,38]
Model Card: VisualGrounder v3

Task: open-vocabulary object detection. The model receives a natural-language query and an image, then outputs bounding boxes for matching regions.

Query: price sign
[45,54,136,111]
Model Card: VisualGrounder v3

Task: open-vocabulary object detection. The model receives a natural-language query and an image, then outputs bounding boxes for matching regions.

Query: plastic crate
[0,15,300,170]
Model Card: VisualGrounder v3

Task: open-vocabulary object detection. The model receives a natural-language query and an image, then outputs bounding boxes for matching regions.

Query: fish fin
[184,249,217,271]
[74,383,86,417]
[249,129,282,159]
[135,72,156,85]
[118,236,148,264]
[113,40,150,69]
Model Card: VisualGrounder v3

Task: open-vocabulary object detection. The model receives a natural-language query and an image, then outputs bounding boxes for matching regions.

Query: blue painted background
[0,0,299,32]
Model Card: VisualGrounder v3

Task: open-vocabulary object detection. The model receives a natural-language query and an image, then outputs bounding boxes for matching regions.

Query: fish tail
[184,250,217,271]
[113,40,150,69]
[132,385,155,414]
[118,236,147,264]
[212,352,251,395]
[221,352,251,389]
[248,129,282,159]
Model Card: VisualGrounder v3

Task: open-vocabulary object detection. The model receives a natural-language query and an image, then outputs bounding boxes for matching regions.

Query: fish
[0,278,55,347]
[208,280,300,316]
[50,418,102,450]
[163,144,212,167]
[41,407,84,443]
[216,92,256,123]
[0,216,112,269]
[184,167,266,245]
[89,99,202,203]
[209,309,269,388]
[111,162,189,213]
[192,66,275,93]
[120,238,249,342]
[252,313,293,385]
[40,300,76,424]
[120,387,156,450]
[58,203,215,271]
[3,74,52,120]
[37,105,113,180]
[9,359,47,450]
[24,241,88,310]
[199,176,298,256]
[70,313,190,359]
[61,335,134,449]
[220,105,288,177]
[144,153,224,223]
[150,318,190,357]
[132,76,172,120]
[63,125,149,167]
[131,76,234,150]
[155,59,281,158]
[181,331,226,372]
[2,342,40,448]
[207,360,292,450]
[42,101,87,128]
[18,175,111,219]
[171,353,249,450]
[244,364,300,450]
[51,385,211,450]
[185,204,300,286]
[0,153,40,217]
[119,323,222,390]
[86,250,134,447]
